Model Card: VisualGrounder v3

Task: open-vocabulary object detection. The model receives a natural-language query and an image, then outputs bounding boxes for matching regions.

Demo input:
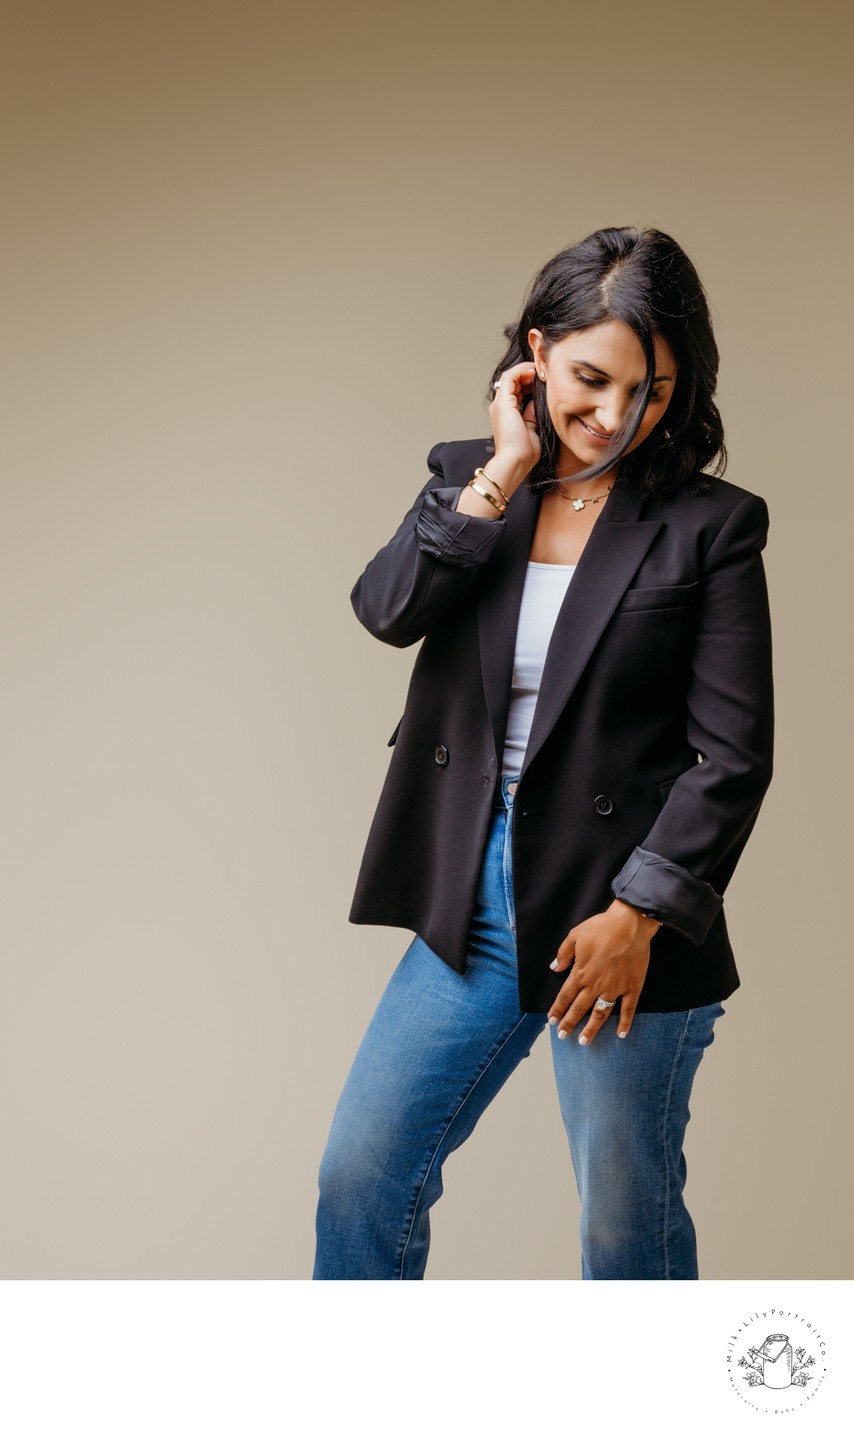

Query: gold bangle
[467,478,506,512]
[473,466,510,506]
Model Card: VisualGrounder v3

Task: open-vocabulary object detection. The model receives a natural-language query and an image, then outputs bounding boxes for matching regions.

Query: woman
[312,225,774,1280]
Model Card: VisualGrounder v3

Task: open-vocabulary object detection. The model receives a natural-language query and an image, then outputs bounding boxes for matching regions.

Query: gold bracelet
[473,466,510,506]
[467,478,506,512]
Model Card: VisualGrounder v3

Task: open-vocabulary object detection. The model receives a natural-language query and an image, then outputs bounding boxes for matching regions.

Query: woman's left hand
[547,900,660,1044]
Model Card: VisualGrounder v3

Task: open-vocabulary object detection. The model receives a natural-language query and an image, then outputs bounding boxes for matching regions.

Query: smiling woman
[533,324,676,460]
[486,224,725,505]
[313,225,774,1282]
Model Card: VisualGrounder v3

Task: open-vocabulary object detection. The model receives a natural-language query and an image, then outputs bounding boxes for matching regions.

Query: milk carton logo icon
[754,1334,793,1388]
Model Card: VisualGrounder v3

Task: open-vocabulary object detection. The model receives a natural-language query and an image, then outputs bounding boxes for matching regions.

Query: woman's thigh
[316,802,546,1264]
[549,1001,725,1277]
[319,927,543,1180]
[549,1001,725,1133]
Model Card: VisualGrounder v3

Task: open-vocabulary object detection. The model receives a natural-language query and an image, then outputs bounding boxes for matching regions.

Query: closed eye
[578,373,664,402]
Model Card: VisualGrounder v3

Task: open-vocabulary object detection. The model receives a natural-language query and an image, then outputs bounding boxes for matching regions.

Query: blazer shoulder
[696,472,769,509]
[659,475,771,573]
[429,436,495,478]
[681,468,770,508]
[664,471,771,530]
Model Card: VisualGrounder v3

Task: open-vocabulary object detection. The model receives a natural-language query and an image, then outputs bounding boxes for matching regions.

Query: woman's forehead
[553,321,677,376]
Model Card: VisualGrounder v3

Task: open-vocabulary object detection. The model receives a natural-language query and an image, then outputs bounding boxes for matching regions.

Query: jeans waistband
[493,774,522,812]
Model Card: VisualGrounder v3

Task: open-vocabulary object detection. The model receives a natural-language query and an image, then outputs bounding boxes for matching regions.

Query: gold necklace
[552,482,614,512]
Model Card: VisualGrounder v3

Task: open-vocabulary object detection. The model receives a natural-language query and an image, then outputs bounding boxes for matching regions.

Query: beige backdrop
[2,0,851,1279]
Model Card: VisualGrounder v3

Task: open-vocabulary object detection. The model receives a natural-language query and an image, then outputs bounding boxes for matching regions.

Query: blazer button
[434,745,449,766]
[593,793,613,815]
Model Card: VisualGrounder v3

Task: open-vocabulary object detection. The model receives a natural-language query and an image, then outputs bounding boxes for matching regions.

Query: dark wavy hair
[486,226,725,501]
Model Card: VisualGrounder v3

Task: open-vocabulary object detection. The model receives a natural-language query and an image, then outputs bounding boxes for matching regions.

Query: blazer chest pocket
[615,580,700,614]
[387,717,403,747]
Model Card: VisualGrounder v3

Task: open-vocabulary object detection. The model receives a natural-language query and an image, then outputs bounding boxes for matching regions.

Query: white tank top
[501,561,576,777]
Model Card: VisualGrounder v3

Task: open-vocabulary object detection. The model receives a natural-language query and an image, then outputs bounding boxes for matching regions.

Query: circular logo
[725,1309,828,1412]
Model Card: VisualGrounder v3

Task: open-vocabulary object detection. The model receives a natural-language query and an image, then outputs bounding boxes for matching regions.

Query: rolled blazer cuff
[414,487,507,567]
[610,846,724,946]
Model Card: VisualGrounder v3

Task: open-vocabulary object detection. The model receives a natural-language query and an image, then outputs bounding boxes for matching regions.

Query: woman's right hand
[488,362,541,482]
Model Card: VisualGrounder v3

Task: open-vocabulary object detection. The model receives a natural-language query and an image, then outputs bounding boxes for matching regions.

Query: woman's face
[528,319,677,481]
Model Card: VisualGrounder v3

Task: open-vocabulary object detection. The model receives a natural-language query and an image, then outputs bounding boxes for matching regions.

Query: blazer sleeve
[610,492,775,944]
[350,441,508,647]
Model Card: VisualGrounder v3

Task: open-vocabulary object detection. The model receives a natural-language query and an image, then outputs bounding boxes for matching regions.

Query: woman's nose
[597,398,634,434]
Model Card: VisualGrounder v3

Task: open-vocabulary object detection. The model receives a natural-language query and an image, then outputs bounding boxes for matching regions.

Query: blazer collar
[474,439,663,781]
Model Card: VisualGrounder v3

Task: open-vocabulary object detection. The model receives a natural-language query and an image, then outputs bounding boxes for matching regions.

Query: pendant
[572,498,585,511]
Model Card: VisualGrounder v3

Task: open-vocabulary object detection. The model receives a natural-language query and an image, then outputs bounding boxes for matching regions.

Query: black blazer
[347,436,774,1014]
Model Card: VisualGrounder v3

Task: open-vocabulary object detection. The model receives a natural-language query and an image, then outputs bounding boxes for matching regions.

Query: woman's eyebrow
[573,359,674,383]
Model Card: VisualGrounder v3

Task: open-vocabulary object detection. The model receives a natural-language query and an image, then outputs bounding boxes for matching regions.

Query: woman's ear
[528,328,545,371]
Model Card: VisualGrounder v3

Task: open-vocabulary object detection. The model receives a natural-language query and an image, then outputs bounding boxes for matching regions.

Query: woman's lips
[575,417,613,441]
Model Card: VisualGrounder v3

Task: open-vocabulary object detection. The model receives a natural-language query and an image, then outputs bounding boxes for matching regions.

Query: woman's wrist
[610,898,663,936]
[485,452,529,496]
[454,453,528,518]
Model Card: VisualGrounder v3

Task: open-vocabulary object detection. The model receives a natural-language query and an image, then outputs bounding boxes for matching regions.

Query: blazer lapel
[475,452,663,780]
[518,479,663,782]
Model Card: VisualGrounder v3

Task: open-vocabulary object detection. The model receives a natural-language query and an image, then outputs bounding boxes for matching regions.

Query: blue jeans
[313,774,724,1280]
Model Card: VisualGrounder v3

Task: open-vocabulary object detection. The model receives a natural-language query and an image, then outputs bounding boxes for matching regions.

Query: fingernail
[557,1028,567,1040]
[618,1030,627,1039]
[549,959,559,969]
[578,1035,589,1045]
[548,1015,558,1026]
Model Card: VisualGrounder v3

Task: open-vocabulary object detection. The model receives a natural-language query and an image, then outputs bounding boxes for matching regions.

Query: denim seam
[502,809,516,934]
[659,1008,693,1281]
[396,1012,537,1280]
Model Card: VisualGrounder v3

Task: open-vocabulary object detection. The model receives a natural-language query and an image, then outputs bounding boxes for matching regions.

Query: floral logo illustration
[725,1309,828,1412]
